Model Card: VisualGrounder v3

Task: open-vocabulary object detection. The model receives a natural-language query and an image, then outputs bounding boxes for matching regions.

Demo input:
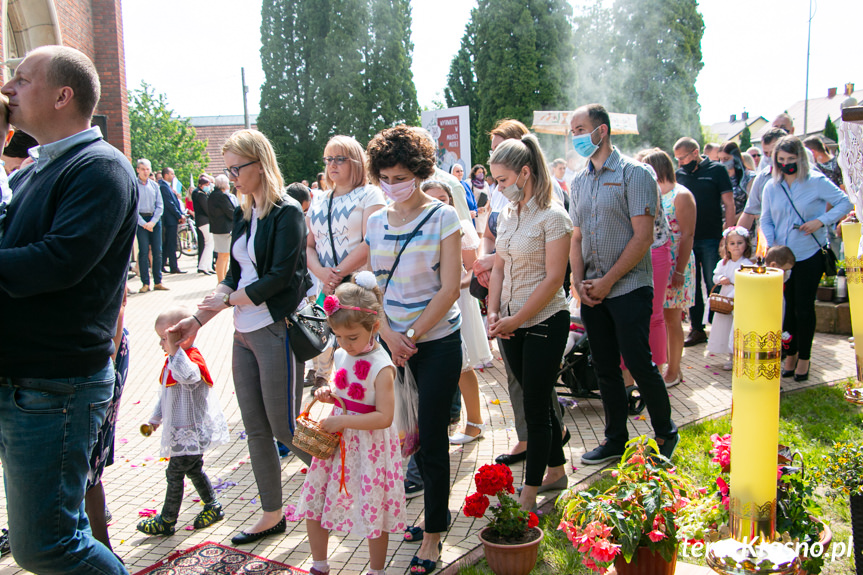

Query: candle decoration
[708,234,800,574]
[842,222,863,405]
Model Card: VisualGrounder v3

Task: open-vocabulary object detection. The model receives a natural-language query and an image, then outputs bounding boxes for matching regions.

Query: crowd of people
[0,45,853,575]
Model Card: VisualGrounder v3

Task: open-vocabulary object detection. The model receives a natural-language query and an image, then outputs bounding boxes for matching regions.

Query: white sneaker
[722,359,733,371]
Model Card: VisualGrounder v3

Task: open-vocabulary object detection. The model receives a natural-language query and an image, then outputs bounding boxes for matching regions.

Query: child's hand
[148,422,160,432]
[314,386,333,403]
[320,415,345,434]
[718,276,731,286]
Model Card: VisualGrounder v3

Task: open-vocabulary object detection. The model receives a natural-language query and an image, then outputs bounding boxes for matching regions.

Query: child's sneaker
[136,514,176,536]
[193,501,224,529]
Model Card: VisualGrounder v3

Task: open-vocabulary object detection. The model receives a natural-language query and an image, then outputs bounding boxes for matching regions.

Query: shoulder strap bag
[327,191,339,266]
[779,181,837,276]
[384,203,444,292]
[243,213,334,362]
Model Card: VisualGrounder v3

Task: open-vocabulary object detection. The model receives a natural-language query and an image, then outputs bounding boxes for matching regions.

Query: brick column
[89,0,130,158]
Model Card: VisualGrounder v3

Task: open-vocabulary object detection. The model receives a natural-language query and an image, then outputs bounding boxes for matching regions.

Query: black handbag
[286,302,334,362]
[469,273,488,300]
[779,182,838,276]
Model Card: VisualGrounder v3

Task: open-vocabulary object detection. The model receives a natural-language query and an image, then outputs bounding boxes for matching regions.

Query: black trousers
[388,331,461,533]
[783,250,825,360]
[499,310,569,486]
[162,454,216,521]
[581,286,677,448]
[162,223,179,271]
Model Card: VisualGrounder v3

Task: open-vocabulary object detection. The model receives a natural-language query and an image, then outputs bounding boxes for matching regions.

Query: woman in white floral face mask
[364,125,463,574]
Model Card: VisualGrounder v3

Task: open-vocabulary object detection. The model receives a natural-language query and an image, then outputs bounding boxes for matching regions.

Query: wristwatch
[222,292,233,307]
[406,328,418,343]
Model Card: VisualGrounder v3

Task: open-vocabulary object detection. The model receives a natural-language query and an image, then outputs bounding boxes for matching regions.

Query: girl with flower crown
[296,271,406,575]
[706,226,753,369]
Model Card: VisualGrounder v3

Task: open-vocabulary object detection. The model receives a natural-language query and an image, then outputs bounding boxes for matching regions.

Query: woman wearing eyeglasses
[169,129,313,545]
[304,136,385,389]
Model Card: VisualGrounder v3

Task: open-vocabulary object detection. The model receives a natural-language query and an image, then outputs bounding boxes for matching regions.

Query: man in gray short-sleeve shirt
[568,103,678,466]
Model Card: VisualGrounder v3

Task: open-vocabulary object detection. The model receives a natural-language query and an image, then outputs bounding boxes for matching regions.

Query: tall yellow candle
[729,266,783,543]
[842,222,863,400]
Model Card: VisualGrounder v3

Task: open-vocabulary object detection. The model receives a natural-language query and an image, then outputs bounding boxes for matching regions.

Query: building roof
[189,115,258,128]
[753,88,863,141]
[709,116,767,143]
[189,118,258,176]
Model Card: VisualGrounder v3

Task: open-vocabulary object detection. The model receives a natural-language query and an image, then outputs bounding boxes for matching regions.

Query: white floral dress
[296,346,406,539]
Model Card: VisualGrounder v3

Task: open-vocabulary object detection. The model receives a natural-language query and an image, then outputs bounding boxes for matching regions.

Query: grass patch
[458,383,863,575]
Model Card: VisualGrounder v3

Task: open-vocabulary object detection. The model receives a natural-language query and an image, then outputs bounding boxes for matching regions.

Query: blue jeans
[0,360,127,574]
[136,222,163,286]
[581,287,677,449]
[690,238,721,331]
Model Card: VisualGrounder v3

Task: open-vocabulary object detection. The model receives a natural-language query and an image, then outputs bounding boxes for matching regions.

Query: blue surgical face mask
[720,159,735,171]
[572,126,601,158]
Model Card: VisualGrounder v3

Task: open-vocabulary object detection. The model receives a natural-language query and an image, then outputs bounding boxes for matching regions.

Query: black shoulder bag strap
[384,203,444,292]
[779,181,830,252]
[327,192,339,266]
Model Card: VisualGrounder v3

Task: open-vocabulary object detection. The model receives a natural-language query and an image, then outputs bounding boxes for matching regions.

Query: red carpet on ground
[133,541,307,575]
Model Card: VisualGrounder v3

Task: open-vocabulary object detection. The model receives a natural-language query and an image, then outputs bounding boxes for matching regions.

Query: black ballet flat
[793,370,809,382]
[230,517,286,545]
[781,368,795,378]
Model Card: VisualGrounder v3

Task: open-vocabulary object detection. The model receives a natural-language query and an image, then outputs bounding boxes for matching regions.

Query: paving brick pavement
[0,256,855,574]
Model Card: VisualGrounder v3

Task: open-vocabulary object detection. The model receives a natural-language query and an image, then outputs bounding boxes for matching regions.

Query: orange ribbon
[337,432,349,496]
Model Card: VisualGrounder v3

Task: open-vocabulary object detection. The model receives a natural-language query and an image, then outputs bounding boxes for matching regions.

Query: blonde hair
[155,307,191,329]
[488,134,554,209]
[323,135,368,191]
[221,129,284,221]
[328,277,385,333]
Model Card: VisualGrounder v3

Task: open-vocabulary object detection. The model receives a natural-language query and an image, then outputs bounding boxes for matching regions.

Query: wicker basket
[294,396,345,460]
[708,285,734,315]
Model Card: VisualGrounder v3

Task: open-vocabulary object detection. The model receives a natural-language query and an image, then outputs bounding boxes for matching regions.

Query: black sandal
[408,542,442,575]
[404,525,424,542]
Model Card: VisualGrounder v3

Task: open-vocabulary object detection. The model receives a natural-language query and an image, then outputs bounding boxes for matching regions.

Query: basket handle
[710,284,722,295]
[299,394,346,420]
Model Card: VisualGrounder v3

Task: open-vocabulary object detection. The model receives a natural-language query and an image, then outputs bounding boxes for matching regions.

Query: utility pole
[241,67,250,129]
[803,0,814,135]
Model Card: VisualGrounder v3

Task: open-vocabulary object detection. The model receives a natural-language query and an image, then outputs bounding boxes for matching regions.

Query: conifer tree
[258,0,419,181]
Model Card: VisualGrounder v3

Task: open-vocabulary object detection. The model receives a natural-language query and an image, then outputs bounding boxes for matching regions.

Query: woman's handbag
[469,273,488,300]
[286,302,334,362]
[708,284,734,315]
[779,182,838,276]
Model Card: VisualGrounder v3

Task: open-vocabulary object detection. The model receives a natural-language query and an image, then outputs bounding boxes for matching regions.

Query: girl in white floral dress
[297,272,405,575]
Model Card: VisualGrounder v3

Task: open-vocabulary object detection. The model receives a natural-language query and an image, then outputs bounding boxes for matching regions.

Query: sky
[122,0,862,130]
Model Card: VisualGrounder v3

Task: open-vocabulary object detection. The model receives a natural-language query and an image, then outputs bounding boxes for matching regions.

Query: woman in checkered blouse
[487,134,573,513]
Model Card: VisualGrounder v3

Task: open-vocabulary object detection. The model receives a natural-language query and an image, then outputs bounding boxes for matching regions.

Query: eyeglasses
[223,160,259,178]
[323,156,349,165]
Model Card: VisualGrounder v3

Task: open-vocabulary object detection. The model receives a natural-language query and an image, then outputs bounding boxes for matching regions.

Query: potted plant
[558,436,699,574]
[676,433,830,574]
[463,463,543,575]
[814,441,863,575]
[817,274,835,302]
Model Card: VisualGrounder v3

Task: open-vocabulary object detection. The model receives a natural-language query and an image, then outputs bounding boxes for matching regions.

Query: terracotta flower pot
[479,527,544,575]
[613,547,677,575]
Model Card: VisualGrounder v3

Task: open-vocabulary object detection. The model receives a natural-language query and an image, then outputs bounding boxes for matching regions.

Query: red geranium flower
[463,492,490,518]
[475,464,514,496]
[527,512,539,529]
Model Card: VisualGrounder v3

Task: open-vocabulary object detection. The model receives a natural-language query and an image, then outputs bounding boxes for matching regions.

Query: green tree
[129,81,208,188]
[467,0,574,163]
[739,124,752,151]
[823,115,839,143]
[258,0,419,181]
[444,14,480,164]
[573,0,704,153]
